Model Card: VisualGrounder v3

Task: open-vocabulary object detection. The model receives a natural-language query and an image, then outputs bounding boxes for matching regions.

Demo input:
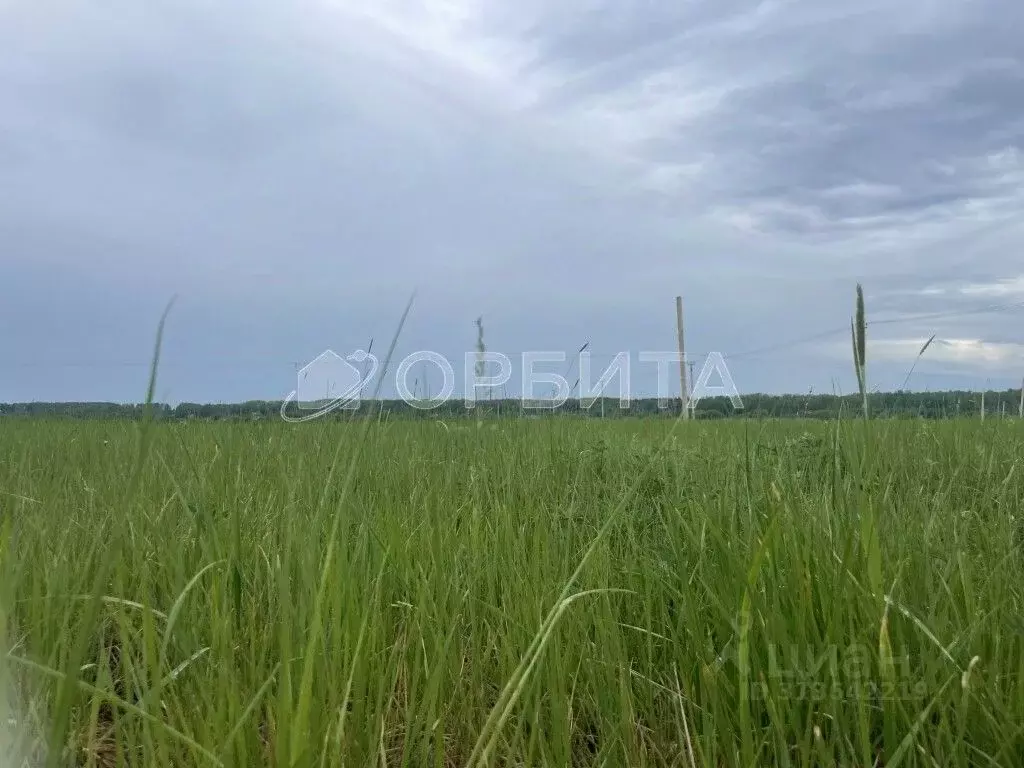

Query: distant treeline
[2,390,1023,420]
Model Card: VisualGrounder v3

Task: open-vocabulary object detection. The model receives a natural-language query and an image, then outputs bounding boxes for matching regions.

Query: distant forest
[3,390,1023,420]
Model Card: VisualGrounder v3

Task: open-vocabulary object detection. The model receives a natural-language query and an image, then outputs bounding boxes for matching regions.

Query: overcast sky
[2,0,1023,403]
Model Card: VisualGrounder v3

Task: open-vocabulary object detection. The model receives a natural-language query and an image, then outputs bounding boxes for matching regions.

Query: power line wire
[3,299,1020,368]
[722,298,1024,361]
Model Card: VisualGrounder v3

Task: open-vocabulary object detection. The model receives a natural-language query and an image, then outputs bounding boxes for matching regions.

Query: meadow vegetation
[1,414,1023,766]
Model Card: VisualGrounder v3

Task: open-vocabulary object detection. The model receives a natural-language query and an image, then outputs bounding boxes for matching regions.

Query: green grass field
[2,416,1023,766]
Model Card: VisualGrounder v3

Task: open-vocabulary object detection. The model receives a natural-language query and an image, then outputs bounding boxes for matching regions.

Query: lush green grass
[1,416,1023,766]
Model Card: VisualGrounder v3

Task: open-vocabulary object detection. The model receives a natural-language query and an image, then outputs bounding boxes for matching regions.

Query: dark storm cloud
[516,0,1024,242]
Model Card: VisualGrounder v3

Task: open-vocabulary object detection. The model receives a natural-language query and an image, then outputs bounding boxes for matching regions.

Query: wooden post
[676,296,689,419]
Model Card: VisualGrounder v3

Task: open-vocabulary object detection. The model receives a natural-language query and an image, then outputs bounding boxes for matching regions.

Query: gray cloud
[1,0,1022,402]
[515,0,1024,242]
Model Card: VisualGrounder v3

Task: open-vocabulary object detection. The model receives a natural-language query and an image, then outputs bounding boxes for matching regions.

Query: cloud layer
[1,0,1022,401]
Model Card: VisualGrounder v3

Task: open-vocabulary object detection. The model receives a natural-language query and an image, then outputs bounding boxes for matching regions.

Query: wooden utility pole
[676,296,689,418]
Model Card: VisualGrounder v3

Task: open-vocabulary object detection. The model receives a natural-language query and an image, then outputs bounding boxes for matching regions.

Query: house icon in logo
[284,349,377,422]
[298,349,368,410]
